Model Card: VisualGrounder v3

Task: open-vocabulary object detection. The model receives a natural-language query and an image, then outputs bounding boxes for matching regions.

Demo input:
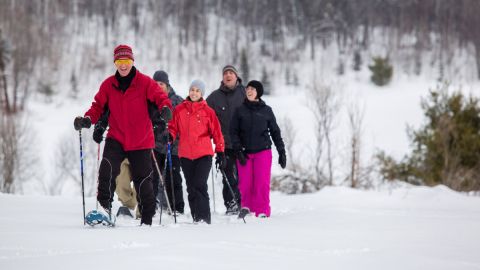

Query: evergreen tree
[240,48,249,82]
[70,71,78,99]
[0,29,11,112]
[353,50,362,71]
[285,67,291,85]
[368,57,393,86]
[377,84,480,191]
[261,66,271,95]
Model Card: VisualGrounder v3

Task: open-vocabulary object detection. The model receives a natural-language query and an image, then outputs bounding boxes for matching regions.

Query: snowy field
[1,185,479,270]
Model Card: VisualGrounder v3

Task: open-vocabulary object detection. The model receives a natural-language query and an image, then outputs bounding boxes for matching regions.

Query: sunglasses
[114,59,133,65]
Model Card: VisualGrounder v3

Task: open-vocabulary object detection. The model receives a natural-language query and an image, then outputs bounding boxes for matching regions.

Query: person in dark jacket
[169,80,225,224]
[74,44,172,225]
[230,80,286,218]
[206,65,245,215]
[151,70,185,215]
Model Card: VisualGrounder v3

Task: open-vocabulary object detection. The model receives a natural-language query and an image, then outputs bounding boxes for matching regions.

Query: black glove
[237,150,248,166]
[74,116,91,131]
[278,149,287,169]
[215,152,227,171]
[159,106,172,122]
[92,125,106,144]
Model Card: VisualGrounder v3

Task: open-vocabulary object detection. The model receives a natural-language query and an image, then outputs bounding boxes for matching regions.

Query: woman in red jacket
[168,80,225,224]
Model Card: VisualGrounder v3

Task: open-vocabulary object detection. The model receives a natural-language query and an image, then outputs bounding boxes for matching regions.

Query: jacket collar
[244,98,265,110]
[219,78,243,94]
[113,66,138,92]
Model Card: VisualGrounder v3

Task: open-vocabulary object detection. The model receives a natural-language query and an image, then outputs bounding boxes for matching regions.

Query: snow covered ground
[1,185,479,270]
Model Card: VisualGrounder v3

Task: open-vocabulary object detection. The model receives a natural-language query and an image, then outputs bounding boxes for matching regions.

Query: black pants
[152,150,185,213]
[97,138,156,225]
[222,149,241,209]
[181,155,212,223]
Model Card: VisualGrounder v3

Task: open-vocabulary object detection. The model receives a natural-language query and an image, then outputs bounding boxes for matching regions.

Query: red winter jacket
[169,99,225,160]
[85,70,172,151]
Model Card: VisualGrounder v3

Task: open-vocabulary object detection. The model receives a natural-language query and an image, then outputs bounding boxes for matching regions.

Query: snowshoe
[238,207,250,219]
[116,206,133,218]
[225,201,239,215]
[85,210,115,226]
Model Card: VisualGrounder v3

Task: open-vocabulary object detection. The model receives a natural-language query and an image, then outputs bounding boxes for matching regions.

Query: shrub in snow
[377,83,480,192]
[368,56,393,86]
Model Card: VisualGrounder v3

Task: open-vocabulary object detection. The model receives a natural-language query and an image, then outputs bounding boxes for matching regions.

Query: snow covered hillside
[1,185,479,270]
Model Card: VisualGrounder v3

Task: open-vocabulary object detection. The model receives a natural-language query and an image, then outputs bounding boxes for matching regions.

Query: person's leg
[97,138,125,212]
[152,151,168,210]
[190,156,212,223]
[222,149,241,213]
[127,149,156,225]
[253,150,272,217]
[237,155,254,212]
[180,158,196,220]
[115,159,137,210]
[169,155,185,213]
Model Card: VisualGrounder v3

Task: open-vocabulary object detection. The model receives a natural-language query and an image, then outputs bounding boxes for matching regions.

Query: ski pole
[95,143,100,210]
[151,150,173,224]
[211,163,216,213]
[167,143,177,223]
[219,168,245,224]
[78,130,86,226]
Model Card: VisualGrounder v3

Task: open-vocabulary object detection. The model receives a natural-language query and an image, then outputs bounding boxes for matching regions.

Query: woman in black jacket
[230,80,286,218]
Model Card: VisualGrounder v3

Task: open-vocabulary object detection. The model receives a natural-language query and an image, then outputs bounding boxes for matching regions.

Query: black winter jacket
[152,87,183,155]
[206,80,246,149]
[230,99,285,154]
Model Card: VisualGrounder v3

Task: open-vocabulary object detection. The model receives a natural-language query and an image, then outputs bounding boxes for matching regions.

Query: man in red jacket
[74,45,172,225]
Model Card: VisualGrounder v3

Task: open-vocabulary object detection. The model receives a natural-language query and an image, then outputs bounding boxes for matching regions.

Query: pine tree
[285,67,291,85]
[368,56,393,86]
[377,84,480,191]
[240,48,249,82]
[70,71,78,99]
[261,66,271,95]
[353,50,362,71]
[0,29,11,112]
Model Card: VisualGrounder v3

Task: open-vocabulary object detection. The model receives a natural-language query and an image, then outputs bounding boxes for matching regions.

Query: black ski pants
[222,149,241,209]
[152,150,185,213]
[181,155,212,224]
[97,138,156,225]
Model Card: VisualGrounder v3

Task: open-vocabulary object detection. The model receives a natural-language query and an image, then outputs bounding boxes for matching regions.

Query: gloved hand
[278,149,287,169]
[159,106,172,122]
[92,125,106,144]
[237,150,248,166]
[74,116,92,131]
[215,152,227,171]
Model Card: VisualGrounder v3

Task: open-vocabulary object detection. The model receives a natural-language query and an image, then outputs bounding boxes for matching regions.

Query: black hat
[153,70,169,85]
[246,80,264,99]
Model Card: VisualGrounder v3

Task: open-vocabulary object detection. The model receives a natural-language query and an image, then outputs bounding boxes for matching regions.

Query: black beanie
[246,80,264,99]
[153,70,169,85]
